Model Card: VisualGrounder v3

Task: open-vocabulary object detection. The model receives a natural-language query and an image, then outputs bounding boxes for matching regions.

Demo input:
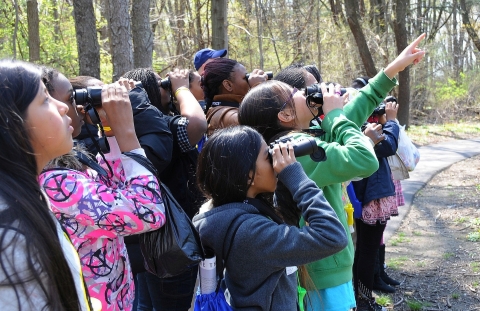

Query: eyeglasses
[280,87,298,111]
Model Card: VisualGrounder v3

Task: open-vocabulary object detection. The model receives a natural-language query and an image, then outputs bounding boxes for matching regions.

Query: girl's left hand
[271,142,296,174]
[385,101,399,121]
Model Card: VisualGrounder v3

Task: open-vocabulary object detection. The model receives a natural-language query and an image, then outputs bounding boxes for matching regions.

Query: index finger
[409,33,426,49]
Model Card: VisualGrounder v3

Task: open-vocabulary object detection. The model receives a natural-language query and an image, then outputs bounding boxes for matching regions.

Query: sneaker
[356,298,387,311]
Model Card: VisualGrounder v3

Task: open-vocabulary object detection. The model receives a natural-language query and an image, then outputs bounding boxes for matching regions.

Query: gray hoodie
[193,162,348,311]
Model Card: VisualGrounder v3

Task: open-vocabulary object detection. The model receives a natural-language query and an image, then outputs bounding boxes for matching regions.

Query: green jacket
[296,70,397,289]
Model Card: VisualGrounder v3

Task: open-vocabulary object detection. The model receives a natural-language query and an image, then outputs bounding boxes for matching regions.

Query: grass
[407,122,480,146]
[406,299,431,310]
[443,252,454,259]
[471,262,480,273]
[467,230,480,242]
[455,217,468,224]
[388,256,408,270]
[375,295,392,307]
[412,230,422,236]
[451,293,460,299]
[416,260,426,267]
[390,232,411,246]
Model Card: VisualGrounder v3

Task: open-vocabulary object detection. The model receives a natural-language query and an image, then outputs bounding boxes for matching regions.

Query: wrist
[174,86,190,98]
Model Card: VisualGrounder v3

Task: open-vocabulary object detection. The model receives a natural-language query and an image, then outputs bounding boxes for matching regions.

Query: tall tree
[132,0,153,68]
[211,0,227,49]
[459,0,480,52]
[345,0,377,77]
[26,0,40,62]
[393,0,411,127]
[72,0,100,78]
[106,0,134,81]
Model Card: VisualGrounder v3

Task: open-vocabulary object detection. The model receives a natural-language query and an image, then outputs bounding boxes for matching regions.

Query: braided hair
[201,58,238,111]
[123,68,165,113]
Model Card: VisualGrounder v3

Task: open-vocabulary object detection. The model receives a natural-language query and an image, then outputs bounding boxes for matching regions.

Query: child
[193,126,348,310]
[352,101,401,310]
[0,60,90,310]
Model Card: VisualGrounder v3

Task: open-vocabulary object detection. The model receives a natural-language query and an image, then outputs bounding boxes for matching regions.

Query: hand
[320,83,345,116]
[247,69,268,88]
[363,123,385,145]
[168,68,190,93]
[117,78,137,91]
[101,83,140,151]
[385,101,399,121]
[384,33,426,79]
[271,142,296,174]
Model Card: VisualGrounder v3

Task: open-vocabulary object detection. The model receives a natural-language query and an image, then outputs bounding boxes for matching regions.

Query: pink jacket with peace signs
[39,137,166,311]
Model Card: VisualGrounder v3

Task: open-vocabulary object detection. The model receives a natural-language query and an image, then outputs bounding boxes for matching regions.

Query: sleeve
[373,120,400,159]
[40,151,166,238]
[343,70,397,127]
[0,228,49,310]
[298,110,379,187]
[232,163,348,269]
[168,116,196,153]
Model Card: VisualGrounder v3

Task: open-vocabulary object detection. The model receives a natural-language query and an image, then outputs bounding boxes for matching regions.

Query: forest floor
[377,120,480,311]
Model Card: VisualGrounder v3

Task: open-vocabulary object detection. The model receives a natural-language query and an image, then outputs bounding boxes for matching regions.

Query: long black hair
[0,60,82,310]
[197,126,262,207]
[201,58,238,112]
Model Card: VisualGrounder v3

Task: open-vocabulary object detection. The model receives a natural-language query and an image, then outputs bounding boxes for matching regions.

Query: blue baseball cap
[194,48,228,71]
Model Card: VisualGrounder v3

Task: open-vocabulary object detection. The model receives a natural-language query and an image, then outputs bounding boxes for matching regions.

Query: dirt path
[383,155,480,310]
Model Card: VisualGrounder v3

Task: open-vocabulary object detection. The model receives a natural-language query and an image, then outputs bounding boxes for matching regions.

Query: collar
[211,94,243,108]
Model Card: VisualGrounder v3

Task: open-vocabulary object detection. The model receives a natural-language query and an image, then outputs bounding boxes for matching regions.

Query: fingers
[409,33,426,50]
[271,142,296,173]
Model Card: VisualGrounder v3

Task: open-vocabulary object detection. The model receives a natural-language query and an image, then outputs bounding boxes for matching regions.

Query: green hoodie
[295,70,397,289]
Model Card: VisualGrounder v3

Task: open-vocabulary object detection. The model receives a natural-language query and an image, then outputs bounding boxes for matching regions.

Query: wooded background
[1,0,479,126]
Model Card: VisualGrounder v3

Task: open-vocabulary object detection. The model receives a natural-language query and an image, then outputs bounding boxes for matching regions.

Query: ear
[248,170,255,186]
[222,79,234,92]
[277,109,294,124]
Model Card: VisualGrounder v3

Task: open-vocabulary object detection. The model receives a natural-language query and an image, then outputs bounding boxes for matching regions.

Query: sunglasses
[280,87,298,111]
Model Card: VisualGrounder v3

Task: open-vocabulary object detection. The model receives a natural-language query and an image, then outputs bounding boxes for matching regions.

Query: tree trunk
[254,0,264,68]
[211,0,228,49]
[345,0,377,77]
[72,0,101,78]
[13,0,19,59]
[106,0,134,81]
[393,0,411,127]
[26,0,40,62]
[459,0,480,52]
[132,0,153,68]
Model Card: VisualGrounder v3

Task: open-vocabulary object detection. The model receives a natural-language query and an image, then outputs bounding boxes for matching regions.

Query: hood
[193,202,259,261]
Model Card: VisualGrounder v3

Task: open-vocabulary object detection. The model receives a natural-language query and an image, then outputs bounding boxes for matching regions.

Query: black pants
[353,219,386,298]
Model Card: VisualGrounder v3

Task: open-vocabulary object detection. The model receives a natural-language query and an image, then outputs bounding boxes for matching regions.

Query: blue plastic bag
[346,183,363,219]
[194,288,233,311]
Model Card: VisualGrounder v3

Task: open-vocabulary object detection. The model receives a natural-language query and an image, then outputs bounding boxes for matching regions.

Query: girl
[193,126,348,311]
[202,58,268,136]
[352,101,400,310]
[39,68,167,311]
[238,34,426,311]
[0,60,90,310]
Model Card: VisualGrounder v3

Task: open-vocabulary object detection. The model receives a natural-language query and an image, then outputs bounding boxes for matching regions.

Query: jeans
[137,266,198,311]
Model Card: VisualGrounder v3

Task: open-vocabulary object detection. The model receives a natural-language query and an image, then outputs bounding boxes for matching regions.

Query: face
[189,71,204,101]
[247,141,277,198]
[284,87,317,129]
[154,73,171,110]
[198,58,215,76]
[25,82,73,172]
[49,73,85,137]
[226,63,250,97]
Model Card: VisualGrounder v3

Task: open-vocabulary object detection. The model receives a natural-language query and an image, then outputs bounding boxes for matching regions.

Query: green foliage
[387,256,408,270]
[435,73,469,102]
[375,295,392,307]
[0,0,78,77]
[406,299,431,310]
[467,230,480,242]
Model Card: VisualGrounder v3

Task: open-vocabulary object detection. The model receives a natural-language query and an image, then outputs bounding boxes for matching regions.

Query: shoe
[356,298,387,311]
[379,244,400,286]
[373,273,395,293]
